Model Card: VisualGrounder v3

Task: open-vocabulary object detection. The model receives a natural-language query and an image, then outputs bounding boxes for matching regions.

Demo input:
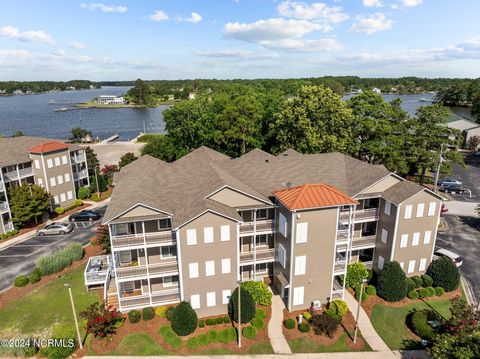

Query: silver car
[37,222,74,236]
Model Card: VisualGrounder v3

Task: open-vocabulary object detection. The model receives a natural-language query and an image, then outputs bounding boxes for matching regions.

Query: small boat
[419,97,433,102]
[54,107,68,112]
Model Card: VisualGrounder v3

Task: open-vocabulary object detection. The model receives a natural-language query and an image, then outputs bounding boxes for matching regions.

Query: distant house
[445,113,480,149]
[372,87,381,94]
[93,95,126,105]
[188,92,196,100]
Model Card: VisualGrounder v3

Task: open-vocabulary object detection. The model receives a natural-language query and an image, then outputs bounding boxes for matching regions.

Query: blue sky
[0,0,479,80]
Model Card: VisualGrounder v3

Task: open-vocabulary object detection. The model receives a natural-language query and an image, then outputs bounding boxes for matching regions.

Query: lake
[0,89,472,141]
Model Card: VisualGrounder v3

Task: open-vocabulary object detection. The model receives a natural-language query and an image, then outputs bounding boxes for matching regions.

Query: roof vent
[286,181,292,188]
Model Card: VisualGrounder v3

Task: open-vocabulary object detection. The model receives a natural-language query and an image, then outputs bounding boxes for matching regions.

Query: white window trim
[67,191,73,200]
[279,212,287,237]
[404,205,413,219]
[34,160,40,169]
[419,258,427,271]
[423,230,432,245]
[189,262,199,279]
[205,260,215,277]
[50,177,56,187]
[57,175,64,185]
[381,228,388,244]
[222,289,231,305]
[294,255,306,276]
[428,202,437,216]
[204,227,214,244]
[378,255,385,270]
[221,258,231,274]
[384,201,391,215]
[47,159,53,168]
[206,292,216,307]
[186,229,197,246]
[400,234,408,248]
[416,203,425,218]
[412,232,420,246]
[408,260,416,274]
[295,222,308,244]
[163,276,175,287]
[54,157,61,167]
[278,243,286,269]
[64,173,71,182]
[62,155,68,165]
[292,286,304,306]
[220,225,230,241]
[190,294,200,309]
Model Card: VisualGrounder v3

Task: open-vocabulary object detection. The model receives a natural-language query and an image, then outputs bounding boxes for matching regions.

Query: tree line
[435,80,480,121]
[0,80,99,94]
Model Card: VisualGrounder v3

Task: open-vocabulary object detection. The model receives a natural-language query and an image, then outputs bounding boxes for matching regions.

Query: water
[0,89,472,141]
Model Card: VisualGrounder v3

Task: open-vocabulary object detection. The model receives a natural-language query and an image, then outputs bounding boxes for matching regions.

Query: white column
[109,225,123,312]
[16,165,21,185]
[175,229,184,301]
[142,221,153,306]
[253,209,257,280]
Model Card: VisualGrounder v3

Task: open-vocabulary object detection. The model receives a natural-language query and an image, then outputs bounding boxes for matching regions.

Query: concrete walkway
[268,294,292,354]
[444,200,479,217]
[344,291,392,355]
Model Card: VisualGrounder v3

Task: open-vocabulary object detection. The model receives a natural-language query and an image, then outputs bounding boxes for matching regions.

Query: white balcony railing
[240,248,275,264]
[73,169,88,181]
[84,255,111,285]
[4,221,14,232]
[116,260,178,280]
[0,182,4,192]
[71,153,86,164]
[339,208,379,223]
[239,219,275,234]
[111,231,174,248]
[0,201,9,213]
[3,167,34,182]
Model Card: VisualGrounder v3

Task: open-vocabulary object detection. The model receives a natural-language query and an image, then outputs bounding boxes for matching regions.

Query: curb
[461,276,475,306]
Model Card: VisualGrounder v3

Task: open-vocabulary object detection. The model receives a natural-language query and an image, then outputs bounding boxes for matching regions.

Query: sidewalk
[268,294,292,354]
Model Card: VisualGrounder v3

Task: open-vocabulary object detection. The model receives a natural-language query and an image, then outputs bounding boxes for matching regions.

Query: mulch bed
[282,307,367,351]
[88,304,272,355]
[0,244,103,309]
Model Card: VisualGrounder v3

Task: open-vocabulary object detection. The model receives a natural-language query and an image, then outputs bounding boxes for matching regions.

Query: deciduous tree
[8,184,50,227]
[118,152,138,168]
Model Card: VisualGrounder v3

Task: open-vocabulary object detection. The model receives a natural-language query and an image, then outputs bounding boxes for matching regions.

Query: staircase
[107,294,119,309]
[105,276,119,310]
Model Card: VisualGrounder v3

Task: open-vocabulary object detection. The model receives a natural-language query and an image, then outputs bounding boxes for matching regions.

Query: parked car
[37,222,74,236]
[433,248,463,267]
[437,178,462,187]
[69,210,101,222]
[440,184,466,194]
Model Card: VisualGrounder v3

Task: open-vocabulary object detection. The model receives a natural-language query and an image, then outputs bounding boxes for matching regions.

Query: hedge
[77,187,91,200]
[435,287,445,296]
[242,325,257,339]
[366,285,377,296]
[251,318,265,330]
[142,307,155,321]
[255,308,266,319]
[28,270,41,284]
[412,275,423,288]
[284,318,295,329]
[155,306,167,318]
[199,320,205,328]
[229,287,255,324]
[406,277,416,292]
[427,257,460,292]
[377,262,408,302]
[128,310,141,323]
[427,286,436,297]
[165,306,176,321]
[355,286,368,303]
[410,309,435,340]
[54,207,65,215]
[421,274,434,287]
[298,322,310,333]
[14,275,29,287]
[36,242,84,276]
[171,301,198,336]
[408,290,419,300]
[331,299,348,316]
[223,316,231,324]
[218,328,237,343]
[418,288,430,298]
[241,281,272,305]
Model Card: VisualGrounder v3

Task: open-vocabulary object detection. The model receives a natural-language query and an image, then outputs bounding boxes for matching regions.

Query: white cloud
[399,0,422,7]
[0,49,31,59]
[363,0,384,8]
[80,3,127,13]
[69,41,86,49]
[195,49,278,59]
[0,26,55,44]
[149,10,169,22]
[178,12,202,23]
[52,49,67,57]
[276,1,348,24]
[349,13,393,34]
[260,38,342,52]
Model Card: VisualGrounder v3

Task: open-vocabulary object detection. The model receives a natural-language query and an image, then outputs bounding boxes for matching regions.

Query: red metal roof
[27,141,69,154]
[272,183,358,210]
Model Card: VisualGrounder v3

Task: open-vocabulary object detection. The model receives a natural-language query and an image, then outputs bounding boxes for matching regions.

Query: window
[378,255,384,270]
[206,292,216,307]
[53,196,59,205]
[50,177,56,187]
[190,294,200,309]
[163,276,177,287]
[61,155,68,165]
[279,212,287,237]
[158,218,171,229]
[37,178,43,187]
[119,251,132,264]
[257,208,267,219]
[114,223,132,236]
[293,286,304,306]
[404,205,413,219]
[428,202,437,216]
[34,160,40,169]
[161,245,176,259]
[222,289,231,304]
[256,263,267,274]
[64,173,70,182]
[400,234,408,248]
[278,244,286,268]
[220,225,230,241]
[57,175,63,185]
[384,201,391,215]
[186,229,197,245]
[419,258,427,271]
[189,263,199,278]
[296,222,308,244]
[255,234,267,247]
[381,229,388,244]
[221,258,231,274]
[54,157,61,167]
[294,255,306,275]
[416,203,425,218]
[204,227,214,243]
[408,260,416,274]
[400,262,405,270]
[67,191,73,200]
[205,260,215,276]
[47,159,53,168]
[423,231,432,245]
[60,193,66,203]
[412,232,420,246]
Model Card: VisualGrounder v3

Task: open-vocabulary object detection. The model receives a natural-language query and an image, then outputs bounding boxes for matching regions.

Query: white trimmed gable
[359,174,401,195]
[207,186,267,207]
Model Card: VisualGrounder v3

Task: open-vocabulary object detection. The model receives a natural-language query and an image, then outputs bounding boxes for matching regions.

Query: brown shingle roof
[382,180,425,205]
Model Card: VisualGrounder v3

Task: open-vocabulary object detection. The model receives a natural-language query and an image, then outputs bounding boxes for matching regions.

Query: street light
[353,278,368,344]
[237,279,242,348]
[64,283,83,349]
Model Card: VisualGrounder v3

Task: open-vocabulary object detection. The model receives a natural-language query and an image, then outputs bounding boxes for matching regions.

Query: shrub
[408,290,419,300]
[77,187,91,200]
[298,321,310,333]
[128,310,141,323]
[366,285,377,296]
[410,309,436,340]
[229,287,255,324]
[406,277,416,292]
[218,328,237,343]
[255,308,267,319]
[171,301,198,336]
[216,317,224,325]
[13,275,29,287]
[367,268,373,281]
[36,242,84,276]
[223,316,231,324]
[242,325,257,339]
[197,333,209,346]
[284,318,295,329]
[427,257,460,292]
[159,325,183,349]
[435,287,445,296]
[412,275,423,288]
[142,307,155,321]
[155,306,167,318]
[0,229,19,240]
[311,313,340,338]
[74,199,83,206]
[28,270,41,284]
[325,307,336,318]
[165,306,175,321]
[206,318,216,326]
[345,262,369,288]
[252,318,265,330]
[54,207,65,215]
[302,311,312,322]
[207,330,218,343]
[331,299,348,317]
[422,274,434,287]
[81,302,123,338]
[418,287,430,298]
[90,193,101,201]
[158,325,174,337]
[427,287,436,297]
[355,286,368,303]
[377,262,408,302]
[241,281,272,305]
[187,337,199,350]
[199,319,205,328]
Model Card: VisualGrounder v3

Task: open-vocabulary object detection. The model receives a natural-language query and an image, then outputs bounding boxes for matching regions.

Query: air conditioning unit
[311,300,321,309]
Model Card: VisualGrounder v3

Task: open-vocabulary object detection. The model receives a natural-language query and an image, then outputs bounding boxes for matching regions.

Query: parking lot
[441,152,480,202]
[0,206,106,291]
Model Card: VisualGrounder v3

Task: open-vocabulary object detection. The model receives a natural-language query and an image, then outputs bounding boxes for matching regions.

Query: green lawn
[288,333,372,353]
[0,264,99,338]
[109,333,172,356]
[371,299,451,350]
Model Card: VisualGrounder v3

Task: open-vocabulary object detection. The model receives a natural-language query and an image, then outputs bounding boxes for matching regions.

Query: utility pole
[353,279,367,344]
[94,166,100,197]
[64,283,83,349]
[237,280,242,348]
[434,143,444,193]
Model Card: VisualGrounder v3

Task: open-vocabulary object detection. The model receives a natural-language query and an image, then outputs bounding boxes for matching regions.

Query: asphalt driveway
[447,153,480,203]
[0,206,106,291]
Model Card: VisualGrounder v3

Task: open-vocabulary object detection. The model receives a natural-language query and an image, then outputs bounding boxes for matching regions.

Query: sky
[0,0,479,80]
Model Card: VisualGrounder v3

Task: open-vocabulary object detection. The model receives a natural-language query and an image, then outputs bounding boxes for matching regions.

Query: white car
[433,248,463,267]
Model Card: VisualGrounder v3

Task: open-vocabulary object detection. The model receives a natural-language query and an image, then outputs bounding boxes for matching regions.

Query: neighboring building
[188,92,196,100]
[86,147,442,316]
[372,87,381,94]
[93,95,126,105]
[446,113,480,149]
[0,136,89,234]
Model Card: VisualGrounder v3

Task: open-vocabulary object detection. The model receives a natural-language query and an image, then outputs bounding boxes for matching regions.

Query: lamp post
[237,279,242,348]
[353,278,367,344]
[94,166,100,197]
[64,283,83,349]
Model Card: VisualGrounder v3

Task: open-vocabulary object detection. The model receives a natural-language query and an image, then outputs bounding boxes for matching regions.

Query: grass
[110,333,172,356]
[0,264,99,337]
[288,333,372,353]
[371,298,451,350]
[194,341,274,355]
[136,133,164,143]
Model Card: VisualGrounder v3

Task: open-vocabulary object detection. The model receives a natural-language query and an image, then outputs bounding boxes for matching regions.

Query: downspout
[253,209,257,280]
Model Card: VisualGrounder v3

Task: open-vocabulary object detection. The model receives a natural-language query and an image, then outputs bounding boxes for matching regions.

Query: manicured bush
[366,285,377,296]
[0,229,19,240]
[218,328,237,343]
[435,287,445,296]
[90,193,101,201]
[325,307,336,318]
[28,270,41,284]
[155,306,167,318]
[422,274,434,287]
[410,309,436,340]
[171,301,198,336]
[427,257,460,292]
[207,329,218,343]
[197,333,209,346]
[54,207,65,215]
[13,275,29,287]
[408,290,419,300]
[206,318,216,326]
[165,306,175,321]
[367,268,373,281]
[255,308,266,319]
[345,262,369,288]
[36,242,84,276]
[223,316,231,324]
[187,337,199,350]
[242,325,257,339]
[216,317,224,325]
[412,275,423,288]
[198,319,205,328]
[406,277,416,292]
[77,187,91,200]
[128,310,141,323]
[311,313,340,338]
[298,321,310,333]
[418,287,430,298]
[229,287,255,324]
[377,261,408,302]
[74,199,84,207]
[252,318,265,330]
[355,286,368,303]
[427,286,436,297]
[142,307,155,321]
[284,318,295,329]
[331,299,348,317]
[158,325,182,348]
[241,281,272,305]
[302,311,312,322]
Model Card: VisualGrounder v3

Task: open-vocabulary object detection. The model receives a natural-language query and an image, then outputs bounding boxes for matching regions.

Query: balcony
[120,294,150,308]
[351,235,376,249]
[84,255,111,285]
[336,229,349,243]
[240,248,275,264]
[339,208,379,223]
[0,201,9,213]
[333,255,347,274]
[111,231,174,249]
[71,153,86,164]
[149,261,179,277]
[239,219,275,235]
[73,169,88,181]
[116,260,178,280]
[4,221,14,232]
[116,265,148,279]
[151,288,181,305]
[3,167,34,182]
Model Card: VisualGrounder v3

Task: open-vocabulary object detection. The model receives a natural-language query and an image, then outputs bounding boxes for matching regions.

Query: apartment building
[86,146,442,316]
[0,136,89,234]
